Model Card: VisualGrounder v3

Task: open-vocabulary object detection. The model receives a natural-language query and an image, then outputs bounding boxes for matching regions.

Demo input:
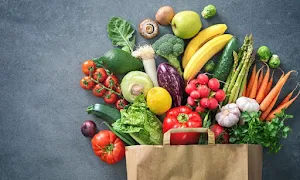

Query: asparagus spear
[228,38,254,103]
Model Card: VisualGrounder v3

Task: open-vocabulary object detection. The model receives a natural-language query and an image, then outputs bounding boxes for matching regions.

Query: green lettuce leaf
[112,95,162,145]
[107,17,135,53]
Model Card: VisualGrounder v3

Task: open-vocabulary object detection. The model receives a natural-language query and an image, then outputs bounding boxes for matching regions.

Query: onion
[81,120,97,137]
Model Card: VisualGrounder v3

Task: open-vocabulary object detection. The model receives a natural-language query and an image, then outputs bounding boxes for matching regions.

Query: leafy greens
[107,17,136,53]
[230,110,292,153]
[112,95,162,145]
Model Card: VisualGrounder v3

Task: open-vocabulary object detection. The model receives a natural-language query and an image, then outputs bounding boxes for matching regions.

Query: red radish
[185,83,196,94]
[190,90,201,99]
[189,79,198,86]
[187,96,196,106]
[208,98,219,110]
[197,74,209,85]
[210,124,229,144]
[200,98,210,108]
[215,89,226,102]
[195,105,205,113]
[208,78,220,91]
[197,85,210,98]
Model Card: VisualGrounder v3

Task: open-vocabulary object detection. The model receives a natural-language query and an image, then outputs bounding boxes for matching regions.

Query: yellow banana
[183,34,233,81]
[182,24,228,69]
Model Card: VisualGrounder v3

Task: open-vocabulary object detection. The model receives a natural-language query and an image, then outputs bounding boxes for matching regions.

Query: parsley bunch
[229,110,292,153]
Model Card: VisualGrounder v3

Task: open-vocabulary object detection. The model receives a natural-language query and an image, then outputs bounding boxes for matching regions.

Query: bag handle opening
[163,128,215,145]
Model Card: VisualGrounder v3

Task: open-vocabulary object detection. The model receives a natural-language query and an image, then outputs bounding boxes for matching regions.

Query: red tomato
[91,130,125,164]
[104,75,118,89]
[80,76,95,90]
[104,91,118,104]
[115,99,128,110]
[93,68,108,83]
[163,106,202,145]
[92,84,107,97]
[115,84,122,94]
[82,60,96,75]
[197,74,209,85]
[210,124,229,144]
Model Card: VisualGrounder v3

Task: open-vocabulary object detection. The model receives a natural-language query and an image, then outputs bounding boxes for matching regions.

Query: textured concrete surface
[0,0,299,179]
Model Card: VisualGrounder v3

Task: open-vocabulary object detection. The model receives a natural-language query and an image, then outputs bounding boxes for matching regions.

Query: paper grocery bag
[126,128,262,180]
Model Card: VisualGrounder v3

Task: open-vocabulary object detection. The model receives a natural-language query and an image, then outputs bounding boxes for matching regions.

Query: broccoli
[152,34,184,75]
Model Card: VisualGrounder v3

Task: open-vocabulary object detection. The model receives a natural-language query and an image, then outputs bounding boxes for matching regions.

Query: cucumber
[86,104,121,124]
[100,48,143,74]
[213,37,239,81]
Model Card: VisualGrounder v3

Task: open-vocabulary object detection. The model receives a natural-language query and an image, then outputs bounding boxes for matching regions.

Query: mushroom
[139,19,159,39]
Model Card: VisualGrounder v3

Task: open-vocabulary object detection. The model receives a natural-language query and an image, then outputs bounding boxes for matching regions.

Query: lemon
[147,87,172,115]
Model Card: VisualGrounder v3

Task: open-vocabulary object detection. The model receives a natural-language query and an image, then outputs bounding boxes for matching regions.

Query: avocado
[101,49,143,74]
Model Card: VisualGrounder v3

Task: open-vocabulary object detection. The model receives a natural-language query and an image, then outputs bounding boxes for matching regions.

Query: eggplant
[157,63,184,107]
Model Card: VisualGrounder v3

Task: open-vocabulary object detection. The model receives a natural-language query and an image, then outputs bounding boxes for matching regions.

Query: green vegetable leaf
[230,110,293,153]
[112,95,162,145]
[107,17,135,53]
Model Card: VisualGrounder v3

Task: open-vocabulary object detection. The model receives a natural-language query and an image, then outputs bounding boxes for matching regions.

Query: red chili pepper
[163,106,202,145]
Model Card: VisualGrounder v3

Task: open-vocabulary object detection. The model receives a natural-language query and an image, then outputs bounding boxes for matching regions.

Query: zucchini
[86,104,121,124]
[213,37,239,82]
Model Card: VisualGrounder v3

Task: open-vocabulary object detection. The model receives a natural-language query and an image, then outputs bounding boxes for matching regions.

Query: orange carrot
[260,92,280,120]
[242,86,247,96]
[264,70,274,97]
[249,67,263,99]
[258,68,264,90]
[260,71,294,111]
[278,83,300,106]
[256,65,270,103]
[246,64,256,97]
[266,90,300,121]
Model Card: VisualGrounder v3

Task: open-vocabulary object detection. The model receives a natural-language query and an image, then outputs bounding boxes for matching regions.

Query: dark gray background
[0,0,299,179]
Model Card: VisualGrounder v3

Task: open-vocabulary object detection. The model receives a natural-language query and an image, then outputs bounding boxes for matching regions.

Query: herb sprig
[229,110,292,153]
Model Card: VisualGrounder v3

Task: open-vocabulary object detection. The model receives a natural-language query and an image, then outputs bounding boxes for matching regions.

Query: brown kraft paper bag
[125,128,263,180]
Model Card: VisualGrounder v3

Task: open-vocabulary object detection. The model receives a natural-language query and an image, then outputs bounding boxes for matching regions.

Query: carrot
[260,92,280,120]
[264,70,274,97]
[242,86,247,96]
[266,89,300,121]
[260,70,294,111]
[278,83,300,106]
[249,67,263,99]
[246,64,256,97]
[256,65,270,103]
[258,68,264,90]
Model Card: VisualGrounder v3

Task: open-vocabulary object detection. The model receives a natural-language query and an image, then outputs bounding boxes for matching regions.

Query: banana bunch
[183,24,232,81]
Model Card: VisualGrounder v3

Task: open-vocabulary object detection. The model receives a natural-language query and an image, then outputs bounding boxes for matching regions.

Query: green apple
[171,11,202,39]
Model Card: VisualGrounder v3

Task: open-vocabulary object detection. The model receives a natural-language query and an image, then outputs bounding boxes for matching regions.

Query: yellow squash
[182,24,228,68]
[183,34,233,81]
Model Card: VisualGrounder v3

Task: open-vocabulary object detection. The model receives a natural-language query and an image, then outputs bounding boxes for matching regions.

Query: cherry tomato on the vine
[93,68,108,83]
[104,75,118,89]
[82,60,96,75]
[115,84,122,94]
[80,76,95,90]
[115,99,128,110]
[104,91,118,104]
[92,84,107,97]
